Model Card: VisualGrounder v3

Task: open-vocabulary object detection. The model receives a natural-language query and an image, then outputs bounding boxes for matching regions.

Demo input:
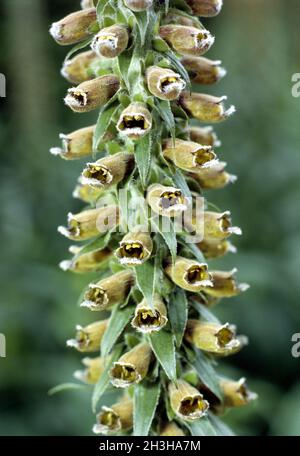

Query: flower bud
[50,8,97,46]
[203,211,241,241]
[146,66,185,101]
[117,102,152,140]
[91,25,129,58]
[81,152,134,189]
[115,229,153,266]
[204,268,249,298]
[147,184,188,217]
[124,0,153,12]
[74,356,104,384]
[131,294,168,333]
[60,245,112,273]
[220,377,258,408]
[169,380,209,421]
[185,320,246,356]
[61,50,98,84]
[188,126,221,148]
[164,12,200,28]
[180,92,235,122]
[163,138,218,172]
[73,183,103,203]
[191,162,237,190]
[180,56,226,85]
[187,0,223,17]
[197,239,236,259]
[159,421,185,436]
[67,319,108,352]
[64,75,120,113]
[159,25,214,56]
[81,270,134,311]
[58,205,120,241]
[50,125,95,160]
[165,256,212,292]
[93,399,133,434]
[110,342,152,388]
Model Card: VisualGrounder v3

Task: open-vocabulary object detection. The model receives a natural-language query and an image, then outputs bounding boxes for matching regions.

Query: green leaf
[135,133,152,188]
[151,216,177,262]
[168,288,188,348]
[191,300,221,324]
[133,382,161,436]
[172,168,192,199]
[165,50,190,87]
[96,0,108,24]
[74,231,111,260]
[193,349,223,401]
[149,330,176,382]
[135,11,150,46]
[117,50,132,90]
[64,38,93,63]
[92,344,123,412]
[48,382,85,396]
[101,305,134,357]
[155,100,175,142]
[135,261,155,308]
[93,101,120,153]
[208,413,235,436]
[186,417,218,436]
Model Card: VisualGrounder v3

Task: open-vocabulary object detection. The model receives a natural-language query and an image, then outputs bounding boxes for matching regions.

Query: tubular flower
[51,0,253,437]
[110,343,152,388]
[169,380,209,421]
[81,270,134,311]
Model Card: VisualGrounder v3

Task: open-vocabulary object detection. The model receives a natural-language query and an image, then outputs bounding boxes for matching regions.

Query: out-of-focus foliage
[0,0,299,436]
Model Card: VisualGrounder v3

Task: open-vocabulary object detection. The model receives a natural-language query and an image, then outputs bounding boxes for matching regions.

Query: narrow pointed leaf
[186,417,218,436]
[135,133,152,188]
[93,101,120,153]
[135,261,155,308]
[133,382,161,436]
[168,288,188,348]
[101,305,135,357]
[149,330,176,382]
[151,216,177,262]
[48,383,84,396]
[208,413,235,436]
[193,349,223,401]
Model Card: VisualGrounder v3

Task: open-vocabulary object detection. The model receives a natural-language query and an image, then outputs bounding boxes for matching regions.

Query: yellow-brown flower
[204,269,249,298]
[180,92,235,122]
[115,229,153,266]
[91,25,129,58]
[165,256,212,292]
[146,66,186,101]
[181,56,226,85]
[61,50,98,84]
[67,319,108,352]
[59,245,112,273]
[117,102,152,140]
[159,25,214,56]
[147,184,188,217]
[131,295,168,333]
[187,0,223,17]
[163,138,218,172]
[93,399,133,434]
[50,125,95,160]
[169,380,209,421]
[110,343,152,388]
[50,8,97,45]
[74,356,105,384]
[81,152,134,188]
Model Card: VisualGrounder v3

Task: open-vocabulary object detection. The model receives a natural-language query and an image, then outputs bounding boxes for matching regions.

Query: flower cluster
[50,0,256,436]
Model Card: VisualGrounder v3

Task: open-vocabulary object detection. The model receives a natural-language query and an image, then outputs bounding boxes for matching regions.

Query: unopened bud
[187,0,223,17]
[188,126,221,148]
[124,0,153,12]
[159,421,185,436]
[110,342,152,388]
[60,246,112,273]
[81,270,134,311]
[64,74,120,113]
[204,268,249,298]
[147,184,188,217]
[159,25,214,56]
[180,92,235,122]
[50,125,95,160]
[146,66,185,101]
[61,51,98,84]
[163,138,218,172]
[131,294,168,333]
[220,377,258,407]
[67,319,108,352]
[169,380,209,421]
[203,211,241,242]
[74,356,104,384]
[93,399,133,434]
[197,239,236,259]
[115,229,153,266]
[91,25,129,58]
[181,56,226,85]
[117,102,152,140]
[165,256,212,292]
[81,152,134,188]
[50,8,97,46]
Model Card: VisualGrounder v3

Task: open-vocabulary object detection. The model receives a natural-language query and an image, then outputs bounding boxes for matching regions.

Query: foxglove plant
[50,0,257,436]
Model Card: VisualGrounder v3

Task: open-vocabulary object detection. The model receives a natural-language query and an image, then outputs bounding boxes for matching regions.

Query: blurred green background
[0,0,300,436]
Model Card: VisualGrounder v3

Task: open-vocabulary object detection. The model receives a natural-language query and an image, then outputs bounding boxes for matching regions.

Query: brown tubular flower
[93,399,133,435]
[91,25,129,58]
[49,8,97,46]
[159,421,185,436]
[179,92,235,122]
[115,229,153,266]
[169,380,209,421]
[67,319,108,352]
[204,268,249,298]
[146,66,186,101]
[188,126,221,148]
[164,11,200,28]
[124,0,153,12]
[197,239,236,259]
[73,182,103,203]
[81,152,134,188]
[159,25,214,56]
[61,50,98,84]
[50,125,95,160]
[203,210,241,242]
[147,184,188,217]
[190,161,237,190]
[180,56,226,85]
[116,102,152,140]
[110,343,152,388]
[59,245,112,273]
[165,256,212,292]
[185,319,246,356]
[187,0,223,17]
[219,377,258,407]
[64,75,120,113]
[163,138,218,172]
[74,356,105,384]
[81,270,134,311]
[58,205,120,241]
[131,294,168,333]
